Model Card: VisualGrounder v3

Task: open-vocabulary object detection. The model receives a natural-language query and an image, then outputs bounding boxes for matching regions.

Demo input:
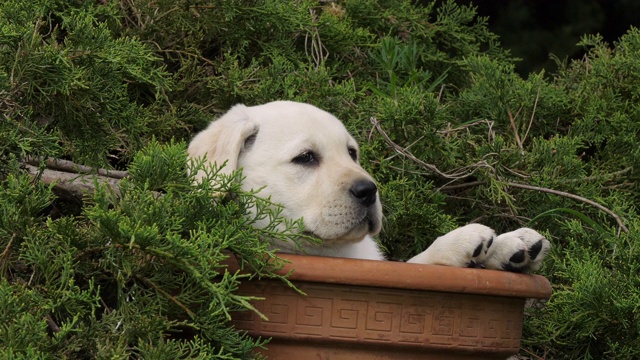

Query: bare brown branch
[370,116,493,180]
[439,180,629,234]
[44,314,61,333]
[504,182,629,234]
[507,106,524,151]
[1,233,17,259]
[24,163,121,201]
[436,119,495,139]
[26,157,129,179]
[521,86,540,145]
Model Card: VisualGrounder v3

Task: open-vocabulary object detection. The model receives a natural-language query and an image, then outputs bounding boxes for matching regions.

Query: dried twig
[504,182,629,234]
[44,314,61,333]
[564,167,633,183]
[1,233,17,258]
[23,158,166,204]
[515,345,547,360]
[438,180,487,192]
[382,136,424,162]
[26,156,129,179]
[156,48,218,67]
[439,180,629,234]
[507,106,524,151]
[521,86,540,145]
[304,8,328,68]
[436,119,495,138]
[437,84,445,103]
[24,163,122,201]
[370,117,493,180]
[122,0,143,27]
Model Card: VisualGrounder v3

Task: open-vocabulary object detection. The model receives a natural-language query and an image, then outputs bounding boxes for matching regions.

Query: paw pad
[472,242,484,258]
[509,249,526,263]
[527,239,544,260]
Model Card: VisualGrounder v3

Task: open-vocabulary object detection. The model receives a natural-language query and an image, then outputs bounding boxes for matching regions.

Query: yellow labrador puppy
[188,101,549,272]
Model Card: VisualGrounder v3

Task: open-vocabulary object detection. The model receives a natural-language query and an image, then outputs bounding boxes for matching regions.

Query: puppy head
[188,101,382,248]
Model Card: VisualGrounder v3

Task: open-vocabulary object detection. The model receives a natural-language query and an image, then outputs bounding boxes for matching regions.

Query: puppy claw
[467,260,486,269]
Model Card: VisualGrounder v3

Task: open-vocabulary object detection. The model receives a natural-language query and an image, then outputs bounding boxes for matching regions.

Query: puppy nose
[350,180,378,207]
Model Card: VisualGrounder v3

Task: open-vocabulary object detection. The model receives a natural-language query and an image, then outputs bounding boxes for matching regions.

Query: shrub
[1,0,638,358]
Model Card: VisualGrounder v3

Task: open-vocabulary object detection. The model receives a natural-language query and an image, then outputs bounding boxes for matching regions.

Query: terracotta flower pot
[228,254,551,360]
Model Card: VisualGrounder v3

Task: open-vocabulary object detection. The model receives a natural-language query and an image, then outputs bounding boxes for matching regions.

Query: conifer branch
[135,275,196,319]
[373,115,630,234]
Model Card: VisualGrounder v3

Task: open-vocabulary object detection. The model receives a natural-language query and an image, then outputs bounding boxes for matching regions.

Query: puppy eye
[348,147,358,161]
[292,151,318,165]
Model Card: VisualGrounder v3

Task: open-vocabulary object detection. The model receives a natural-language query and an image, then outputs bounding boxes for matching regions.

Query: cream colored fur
[188,101,549,271]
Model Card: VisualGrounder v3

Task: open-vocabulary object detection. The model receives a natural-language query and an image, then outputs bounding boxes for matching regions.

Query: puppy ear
[187,104,259,183]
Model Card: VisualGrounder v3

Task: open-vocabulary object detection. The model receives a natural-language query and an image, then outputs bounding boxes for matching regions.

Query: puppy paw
[483,233,528,272]
[407,224,496,267]
[484,228,550,273]
[517,227,551,272]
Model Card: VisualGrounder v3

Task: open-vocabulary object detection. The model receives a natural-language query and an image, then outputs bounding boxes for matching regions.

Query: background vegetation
[1,0,638,358]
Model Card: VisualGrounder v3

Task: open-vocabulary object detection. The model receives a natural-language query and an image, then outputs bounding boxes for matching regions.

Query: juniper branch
[134,275,196,319]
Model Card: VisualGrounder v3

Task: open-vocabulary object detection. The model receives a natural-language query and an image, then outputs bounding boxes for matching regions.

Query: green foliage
[1,0,639,358]
[1,0,173,168]
[1,141,303,358]
[523,218,640,359]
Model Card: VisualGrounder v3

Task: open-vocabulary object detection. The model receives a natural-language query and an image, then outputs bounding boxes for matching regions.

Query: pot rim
[228,253,552,299]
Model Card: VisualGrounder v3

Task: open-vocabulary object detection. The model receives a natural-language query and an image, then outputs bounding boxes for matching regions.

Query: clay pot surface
[228,253,551,359]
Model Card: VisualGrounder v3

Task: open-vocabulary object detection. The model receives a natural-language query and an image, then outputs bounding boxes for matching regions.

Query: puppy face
[188,101,382,248]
